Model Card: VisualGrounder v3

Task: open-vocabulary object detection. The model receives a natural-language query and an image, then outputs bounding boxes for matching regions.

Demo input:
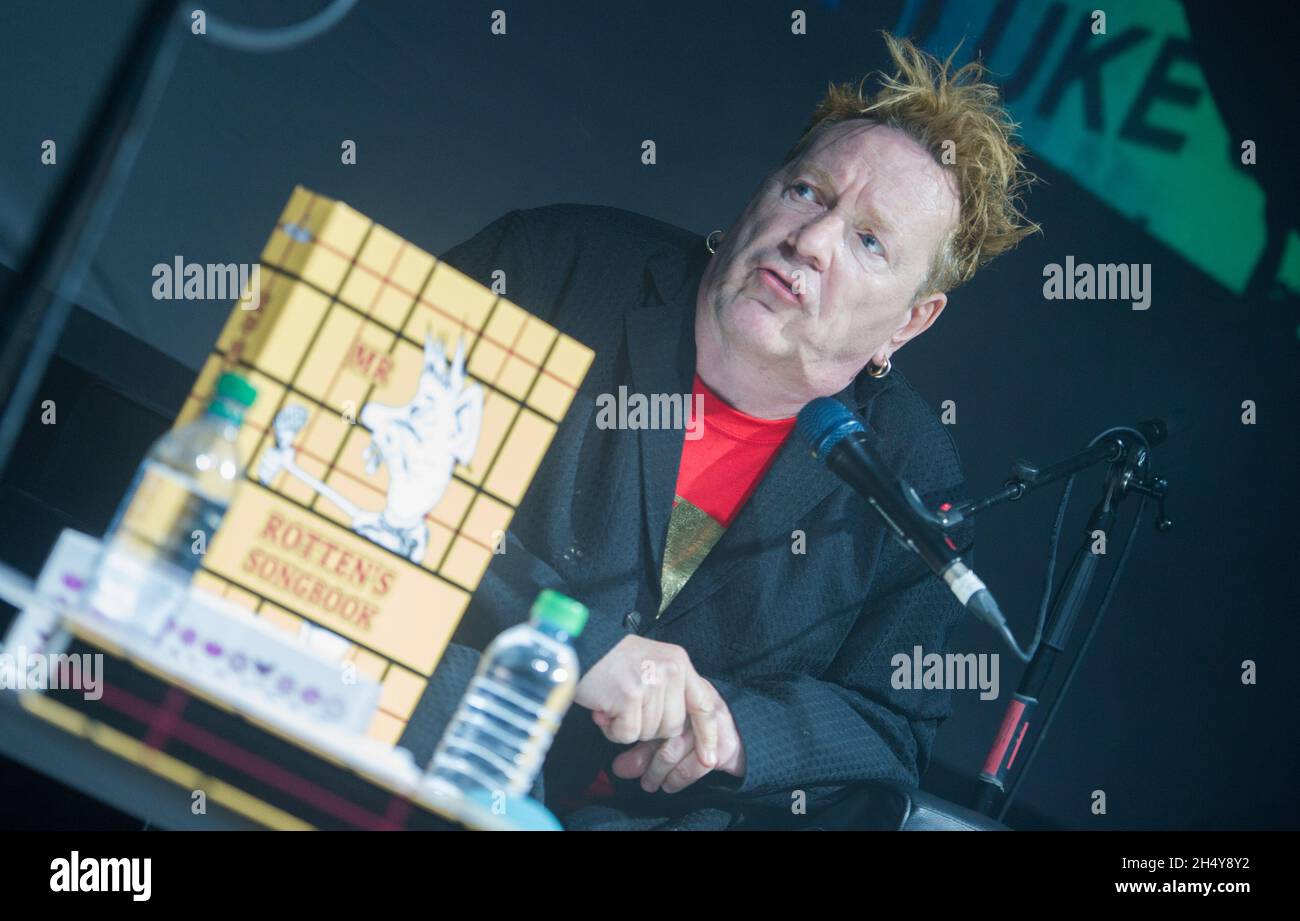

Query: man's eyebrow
[800,164,839,197]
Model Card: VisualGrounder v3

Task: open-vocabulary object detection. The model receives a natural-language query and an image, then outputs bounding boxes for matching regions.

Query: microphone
[796,397,1010,636]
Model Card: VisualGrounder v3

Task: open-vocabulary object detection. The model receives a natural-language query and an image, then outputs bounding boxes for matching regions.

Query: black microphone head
[797,397,865,459]
[1135,418,1167,447]
[1134,408,1190,448]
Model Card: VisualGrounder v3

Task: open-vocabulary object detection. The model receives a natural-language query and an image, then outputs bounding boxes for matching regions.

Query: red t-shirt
[565,374,796,809]
[675,373,797,527]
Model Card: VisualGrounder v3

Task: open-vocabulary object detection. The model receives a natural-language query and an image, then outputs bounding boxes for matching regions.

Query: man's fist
[574,635,723,768]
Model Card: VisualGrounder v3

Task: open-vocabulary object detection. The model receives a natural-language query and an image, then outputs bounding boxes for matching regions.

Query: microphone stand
[933,421,1172,821]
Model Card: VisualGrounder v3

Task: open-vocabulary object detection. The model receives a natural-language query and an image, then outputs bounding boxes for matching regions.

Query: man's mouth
[757,266,801,305]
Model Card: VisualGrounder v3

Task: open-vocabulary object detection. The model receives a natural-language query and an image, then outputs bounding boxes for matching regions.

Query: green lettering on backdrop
[896,0,1299,296]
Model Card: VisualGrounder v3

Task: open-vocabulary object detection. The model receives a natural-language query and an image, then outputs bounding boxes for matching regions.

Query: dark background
[0,0,1295,830]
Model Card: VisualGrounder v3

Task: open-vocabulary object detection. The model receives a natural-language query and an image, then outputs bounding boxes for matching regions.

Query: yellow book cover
[173,186,594,744]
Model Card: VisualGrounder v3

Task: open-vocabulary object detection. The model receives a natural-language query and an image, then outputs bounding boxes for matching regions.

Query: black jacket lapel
[624,246,707,584]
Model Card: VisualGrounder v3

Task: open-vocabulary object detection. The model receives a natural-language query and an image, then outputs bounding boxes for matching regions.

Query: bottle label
[115,462,228,573]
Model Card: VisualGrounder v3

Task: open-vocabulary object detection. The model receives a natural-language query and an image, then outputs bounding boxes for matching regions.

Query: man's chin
[719,299,798,361]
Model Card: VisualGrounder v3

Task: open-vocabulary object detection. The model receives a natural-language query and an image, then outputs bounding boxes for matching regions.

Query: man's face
[697,121,959,393]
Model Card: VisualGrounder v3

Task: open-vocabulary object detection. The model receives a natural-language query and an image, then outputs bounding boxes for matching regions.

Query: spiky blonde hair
[782,32,1040,295]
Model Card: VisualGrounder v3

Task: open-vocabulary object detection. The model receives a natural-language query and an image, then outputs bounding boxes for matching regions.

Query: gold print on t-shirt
[658,495,725,617]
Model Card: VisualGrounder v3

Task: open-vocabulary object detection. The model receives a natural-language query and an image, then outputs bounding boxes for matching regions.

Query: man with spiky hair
[403,32,1038,830]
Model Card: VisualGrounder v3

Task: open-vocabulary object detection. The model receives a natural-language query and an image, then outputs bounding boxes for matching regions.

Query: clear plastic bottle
[86,372,257,636]
[428,590,588,801]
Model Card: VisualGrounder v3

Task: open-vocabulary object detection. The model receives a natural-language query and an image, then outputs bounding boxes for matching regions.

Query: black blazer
[400,204,974,830]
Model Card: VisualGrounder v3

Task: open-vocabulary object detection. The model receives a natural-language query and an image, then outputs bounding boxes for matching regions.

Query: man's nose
[786,213,838,275]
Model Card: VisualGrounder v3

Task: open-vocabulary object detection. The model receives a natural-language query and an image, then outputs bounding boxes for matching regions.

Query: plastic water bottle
[86,372,257,636]
[428,590,588,801]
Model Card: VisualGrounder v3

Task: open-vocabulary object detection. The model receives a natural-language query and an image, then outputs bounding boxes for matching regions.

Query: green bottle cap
[216,373,258,407]
[208,373,257,424]
[531,589,588,637]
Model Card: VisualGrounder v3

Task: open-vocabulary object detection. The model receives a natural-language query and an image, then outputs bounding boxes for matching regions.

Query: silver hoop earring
[866,356,892,378]
[706,230,723,254]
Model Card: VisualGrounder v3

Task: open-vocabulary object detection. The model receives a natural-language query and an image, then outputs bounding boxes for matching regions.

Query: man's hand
[610,699,746,794]
[574,635,723,767]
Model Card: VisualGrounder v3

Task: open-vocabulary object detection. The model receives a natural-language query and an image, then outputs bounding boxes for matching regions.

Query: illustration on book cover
[258,332,483,563]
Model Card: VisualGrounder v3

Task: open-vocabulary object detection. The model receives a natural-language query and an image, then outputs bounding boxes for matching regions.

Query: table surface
[1,688,262,830]
[2,687,565,830]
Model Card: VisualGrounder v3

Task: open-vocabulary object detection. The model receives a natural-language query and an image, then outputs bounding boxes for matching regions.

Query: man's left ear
[890,291,947,351]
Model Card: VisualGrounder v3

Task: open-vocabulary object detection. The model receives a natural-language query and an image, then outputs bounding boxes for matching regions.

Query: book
[173,186,594,746]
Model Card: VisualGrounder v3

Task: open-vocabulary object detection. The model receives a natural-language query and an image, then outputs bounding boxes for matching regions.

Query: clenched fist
[574,635,724,768]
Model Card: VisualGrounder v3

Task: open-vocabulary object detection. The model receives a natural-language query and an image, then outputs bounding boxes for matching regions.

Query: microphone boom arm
[934,421,1170,534]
